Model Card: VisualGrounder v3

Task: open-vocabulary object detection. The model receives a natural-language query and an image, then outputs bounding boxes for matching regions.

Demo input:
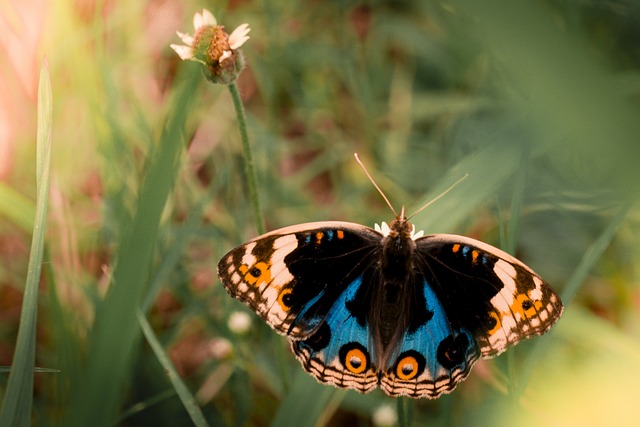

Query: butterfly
[217,161,563,398]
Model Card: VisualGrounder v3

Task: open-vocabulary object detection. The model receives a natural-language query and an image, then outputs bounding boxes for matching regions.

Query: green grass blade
[504,145,530,256]
[64,67,198,427]
[0,59,52,427]
[137,311,210,427]
[0,368,60,373]
[397,398,414,427]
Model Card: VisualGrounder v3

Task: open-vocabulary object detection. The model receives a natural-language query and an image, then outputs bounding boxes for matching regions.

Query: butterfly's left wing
[217,222,381,339]
[414,234,564,358]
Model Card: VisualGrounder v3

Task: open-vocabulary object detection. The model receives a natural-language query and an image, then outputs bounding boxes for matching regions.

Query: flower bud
[170,9,250,84]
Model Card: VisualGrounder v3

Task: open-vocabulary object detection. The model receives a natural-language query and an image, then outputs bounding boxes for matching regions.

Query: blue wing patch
[381,278,479,398]
[291,274,378,393]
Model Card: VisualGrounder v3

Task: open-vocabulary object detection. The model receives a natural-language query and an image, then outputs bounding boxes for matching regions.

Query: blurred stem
[397,398,414,427]
[228,82,265,235]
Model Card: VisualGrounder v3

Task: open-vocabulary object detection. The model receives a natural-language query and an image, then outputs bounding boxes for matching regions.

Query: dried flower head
[170,9,250,84]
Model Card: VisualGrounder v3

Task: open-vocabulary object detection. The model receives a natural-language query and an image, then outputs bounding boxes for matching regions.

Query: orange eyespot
[344,348,367,374]
[396,356,419,380]
[471,250,479,263]
[488,311,502,335]
[452,244,460,253]
[513,293,543,318]
[315,232,324,244]
[336,230,344,239]
[278,288,293,310]
[240,262,271,286]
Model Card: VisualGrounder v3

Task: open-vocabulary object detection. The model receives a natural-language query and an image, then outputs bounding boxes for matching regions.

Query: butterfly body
[218,213,563,398]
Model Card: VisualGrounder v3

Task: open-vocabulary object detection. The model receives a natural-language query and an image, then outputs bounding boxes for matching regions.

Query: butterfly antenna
[407,173,469,220]
[354,153,398,217]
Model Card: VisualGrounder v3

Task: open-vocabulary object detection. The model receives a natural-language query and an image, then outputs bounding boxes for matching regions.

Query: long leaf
[0,59,53,427]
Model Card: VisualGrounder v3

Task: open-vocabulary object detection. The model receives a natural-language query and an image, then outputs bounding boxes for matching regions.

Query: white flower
[170,8,251,84]
[374,222,424,240]
[228,311,252,335]
[372,404,398,427]
[170,8,250,63]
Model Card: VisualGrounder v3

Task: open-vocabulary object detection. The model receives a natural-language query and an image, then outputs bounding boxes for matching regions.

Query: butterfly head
[374,207,425,241]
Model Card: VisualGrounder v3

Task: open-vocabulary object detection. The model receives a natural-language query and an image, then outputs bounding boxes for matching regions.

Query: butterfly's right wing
[217,221,381,339]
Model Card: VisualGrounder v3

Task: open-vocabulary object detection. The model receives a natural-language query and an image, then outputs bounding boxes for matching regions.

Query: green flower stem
[228,82,265,235]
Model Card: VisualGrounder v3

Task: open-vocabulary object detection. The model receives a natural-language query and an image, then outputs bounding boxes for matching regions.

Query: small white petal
[193,9,216,30]
[381,222,391,236]
[193,11,203,30]
[194,8,216,30]
[410,224,425,239]
[374,222,391,236]
[228,23,251,49]
[176,31,194,45]
[170,44,194,60]
[219,50,232,63]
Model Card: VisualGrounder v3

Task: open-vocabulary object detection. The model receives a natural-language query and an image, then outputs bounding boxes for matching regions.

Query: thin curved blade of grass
[0,368,60,373]
[116,389,177,423]
[0,60,52,427]
[136,311,210,427]
[501,146,530,394]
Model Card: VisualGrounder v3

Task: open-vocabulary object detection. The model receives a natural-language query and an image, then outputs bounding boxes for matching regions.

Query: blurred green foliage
[0,0,639,426]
